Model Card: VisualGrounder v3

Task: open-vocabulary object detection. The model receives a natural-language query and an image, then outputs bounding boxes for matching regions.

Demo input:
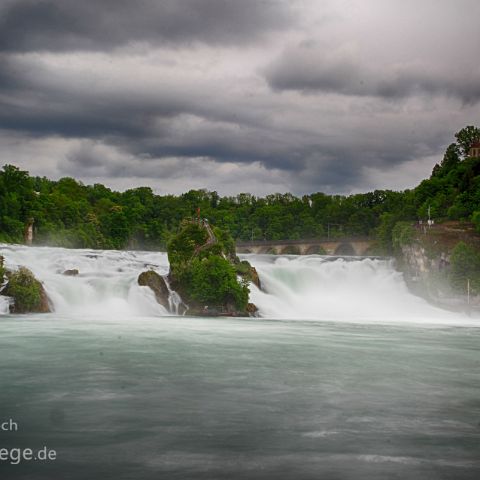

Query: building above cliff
[469,140,480,158]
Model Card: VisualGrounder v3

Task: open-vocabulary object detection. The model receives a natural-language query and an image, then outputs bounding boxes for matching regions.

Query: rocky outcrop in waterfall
[166,219,258,317]
[138,270,189,315]
[0,262,51,314]
[137,270,170,311]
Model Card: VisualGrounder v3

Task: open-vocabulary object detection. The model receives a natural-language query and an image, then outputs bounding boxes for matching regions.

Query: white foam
[0,245,476,326]
[247,255,474,326]
[0,244,170,317]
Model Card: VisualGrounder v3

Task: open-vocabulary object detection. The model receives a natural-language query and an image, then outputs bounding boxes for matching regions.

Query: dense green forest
[0,127,479,252]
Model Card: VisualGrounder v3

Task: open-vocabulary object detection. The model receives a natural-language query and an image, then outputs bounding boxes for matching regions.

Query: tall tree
[455,125,480,158]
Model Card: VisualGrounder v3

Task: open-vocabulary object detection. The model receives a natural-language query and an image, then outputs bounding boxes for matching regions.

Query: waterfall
[163,275,188,315]
[0,245,465,323]
[246,254,457,323]
[0,244,171,317]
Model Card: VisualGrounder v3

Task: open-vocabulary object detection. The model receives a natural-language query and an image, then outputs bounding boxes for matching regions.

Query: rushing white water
[0,244,474,325]
[0,295,10,314]
[248,254,466,324]
[0,244,170,317]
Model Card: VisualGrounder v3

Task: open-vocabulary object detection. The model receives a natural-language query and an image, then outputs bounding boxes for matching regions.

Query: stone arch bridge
[236,238,374,256]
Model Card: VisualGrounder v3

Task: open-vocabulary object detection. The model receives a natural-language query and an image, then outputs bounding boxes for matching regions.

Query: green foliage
[189,256,249,310]
[167,221,249,312]
[375,213,399,254]
[213,226,236,260]
[449,242,480,294]
[3,267,49,313]
[455,126,480,158]
[391,222,414,253]
[235,260,253,276]
[432,143,460,178]
[167,222,208,271]
[0,126,479,253]
[0,256,5,284]
[472,211,480,233]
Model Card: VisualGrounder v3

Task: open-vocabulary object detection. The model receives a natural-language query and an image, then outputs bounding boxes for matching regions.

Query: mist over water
[248,254,464,325]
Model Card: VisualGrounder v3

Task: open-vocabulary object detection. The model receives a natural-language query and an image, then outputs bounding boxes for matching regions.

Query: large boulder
[3,267,51,313]
[63,269,79,276]
[138,270,170,311]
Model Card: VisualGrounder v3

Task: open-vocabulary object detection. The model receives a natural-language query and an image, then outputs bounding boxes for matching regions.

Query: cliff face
[398,243,452,305]
[397,223,480,312]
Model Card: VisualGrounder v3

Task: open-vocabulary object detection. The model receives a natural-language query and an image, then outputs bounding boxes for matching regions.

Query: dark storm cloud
[1,0,479,195]
[0,0,293,52]
[265,46,480,104]
[0,53,309,172]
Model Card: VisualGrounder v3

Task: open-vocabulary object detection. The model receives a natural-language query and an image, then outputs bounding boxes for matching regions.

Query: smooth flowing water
[1,245,479,479]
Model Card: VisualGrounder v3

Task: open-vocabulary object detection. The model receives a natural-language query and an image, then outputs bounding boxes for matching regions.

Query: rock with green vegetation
[235,260,261,290]
[2,266,51,313]
[167,220,255,316]
[0,255,5,284]
[137,270,170,311]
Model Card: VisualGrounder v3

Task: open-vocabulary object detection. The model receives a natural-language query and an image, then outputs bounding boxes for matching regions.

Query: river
[0,245,479,479]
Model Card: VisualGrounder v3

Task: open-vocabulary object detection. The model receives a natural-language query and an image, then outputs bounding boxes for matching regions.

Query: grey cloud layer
[0,0,292,52]
[265,44,480,104]
[0,0,479,195]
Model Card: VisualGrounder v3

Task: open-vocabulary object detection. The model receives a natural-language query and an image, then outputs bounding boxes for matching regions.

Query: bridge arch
[334,243,356,256]
[279,245,301,255]
[305,245,327,255]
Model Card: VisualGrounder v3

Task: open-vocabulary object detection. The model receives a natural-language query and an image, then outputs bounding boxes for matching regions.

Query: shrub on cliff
[473,211,480,233]
[391,222,414,254]
[449,242,480,294]
[3,267,51,313]
[167,221,209,273]
[0,255,5,284]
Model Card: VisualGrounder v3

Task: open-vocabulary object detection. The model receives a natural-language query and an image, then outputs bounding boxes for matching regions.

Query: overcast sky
[1,0,479,195]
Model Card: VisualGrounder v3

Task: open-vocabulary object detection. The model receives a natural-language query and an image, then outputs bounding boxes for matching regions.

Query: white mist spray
[0,245,466,324]
[0,245,170,317]
[247,255,456,323]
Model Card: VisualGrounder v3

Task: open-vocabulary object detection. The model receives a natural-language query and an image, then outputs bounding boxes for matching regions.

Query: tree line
[0,126,479,253]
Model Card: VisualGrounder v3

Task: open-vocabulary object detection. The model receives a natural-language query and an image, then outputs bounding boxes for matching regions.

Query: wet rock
[63,269,79,276]
[246,303,259,317]
[138,270,170,311]
[249,266,261,290]
[176,302,189,316]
